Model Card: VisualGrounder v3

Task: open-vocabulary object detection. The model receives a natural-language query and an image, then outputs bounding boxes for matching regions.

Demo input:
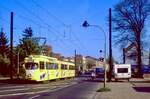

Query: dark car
[95,68,104,78]
[131,65,150,77]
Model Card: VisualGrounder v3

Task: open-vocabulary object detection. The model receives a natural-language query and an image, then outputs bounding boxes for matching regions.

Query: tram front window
[25,63,38,70]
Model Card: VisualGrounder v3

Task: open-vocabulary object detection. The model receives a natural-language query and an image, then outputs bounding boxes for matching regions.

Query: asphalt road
[30,80,100,99]
[0,78,77,99]
[2,77,149,99]
[0,77,102,99]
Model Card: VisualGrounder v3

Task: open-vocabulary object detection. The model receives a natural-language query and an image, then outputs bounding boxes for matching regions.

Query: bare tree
[113,0,150,77]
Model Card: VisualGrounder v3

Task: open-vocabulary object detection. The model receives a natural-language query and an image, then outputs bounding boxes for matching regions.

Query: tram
[22,55,75,81]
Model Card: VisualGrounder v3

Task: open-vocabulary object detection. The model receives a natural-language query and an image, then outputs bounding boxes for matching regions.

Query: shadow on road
[130,80,150,83]
[133,86,150,93]
[110,79,127,83]
[81,78,114,83]
[82,79,104,82]
[81,77,127,83]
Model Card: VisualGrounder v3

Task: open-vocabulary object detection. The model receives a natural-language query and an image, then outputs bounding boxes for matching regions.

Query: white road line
[0,89,50,97]
[27,84,52,88]
[32,86,56,89]
[0,81,78,98]
[0,85,25,89]
[0,88,30,93]
[28,95,40,99]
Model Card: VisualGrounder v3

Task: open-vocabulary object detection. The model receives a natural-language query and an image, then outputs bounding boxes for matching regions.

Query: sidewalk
[0,77,10,80]
[94,79,150,99]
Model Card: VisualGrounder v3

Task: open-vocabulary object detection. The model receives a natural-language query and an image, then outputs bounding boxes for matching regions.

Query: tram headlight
[27,74,31,78]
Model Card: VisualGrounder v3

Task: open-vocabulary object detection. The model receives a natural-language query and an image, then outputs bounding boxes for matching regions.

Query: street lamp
[82,20,107,88]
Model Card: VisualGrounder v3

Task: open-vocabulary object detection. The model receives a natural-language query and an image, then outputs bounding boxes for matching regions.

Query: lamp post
[82,20,107,88]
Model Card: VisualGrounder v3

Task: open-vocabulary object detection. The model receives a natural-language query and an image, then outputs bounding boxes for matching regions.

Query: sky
[0,0,122,61]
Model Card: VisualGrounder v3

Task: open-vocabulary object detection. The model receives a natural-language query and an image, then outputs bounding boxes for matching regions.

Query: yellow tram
[23,55,75,81]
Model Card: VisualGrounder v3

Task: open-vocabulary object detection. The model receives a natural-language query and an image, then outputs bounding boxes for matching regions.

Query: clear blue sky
[0,0,122,61]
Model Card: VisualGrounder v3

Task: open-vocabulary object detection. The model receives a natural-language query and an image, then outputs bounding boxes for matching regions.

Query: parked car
[131,65,150,77]
[95,67,104,78]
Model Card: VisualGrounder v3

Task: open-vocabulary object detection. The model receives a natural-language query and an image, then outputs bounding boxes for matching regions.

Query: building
[51,53,104,74]
[85,56,104,70]
[124,43,150,65]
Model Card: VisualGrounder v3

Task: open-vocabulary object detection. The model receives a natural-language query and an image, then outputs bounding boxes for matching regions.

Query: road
[30,80,100,99]
[1,77,150,99]
[0,77,101,99]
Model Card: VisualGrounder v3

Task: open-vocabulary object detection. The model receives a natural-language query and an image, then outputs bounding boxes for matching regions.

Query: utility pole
[108,8,112,81]
[10,12,13,80]
[149,49,150,66]
[17,52,19,78]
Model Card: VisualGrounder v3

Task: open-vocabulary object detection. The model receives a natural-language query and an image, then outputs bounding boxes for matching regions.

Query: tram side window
[50,63,54,69]
[46,62,50,69]
[48,63,54,69]
[25,63,38,70]
[61,64,64,69]
[54,64,58,69]
[40,61,45,69]
[61,64,68,70]
[69,65,75,70]
[46,63,58,70]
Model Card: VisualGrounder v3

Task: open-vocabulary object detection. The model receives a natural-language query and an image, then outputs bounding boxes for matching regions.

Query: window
[69,65,75,70]
[46,62,50,69]
[40,61,45,69]
[61,64,68,70]
[53,63,58,69]
[46,63,58,69]
[25,63,38,70]
[47,63,53,69]
[117,68,128,73]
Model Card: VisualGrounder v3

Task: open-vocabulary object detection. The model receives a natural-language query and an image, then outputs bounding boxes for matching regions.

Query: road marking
[28,95,40,99]
[0,89,50,97]
[0,85,25,89]
[32,86,57,90]
[0,80,78,98]
[0,88,30,93]
[27,83,54,87]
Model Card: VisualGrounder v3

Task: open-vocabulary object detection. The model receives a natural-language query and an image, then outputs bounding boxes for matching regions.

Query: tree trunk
[137,33,142,78]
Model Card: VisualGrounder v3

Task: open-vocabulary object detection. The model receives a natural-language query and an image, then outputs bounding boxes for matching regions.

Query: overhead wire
[0,4,40,30]
[30,0,86,53]
[12,0,68,43]
[31,0,66,26]
[27,0,87,55]
[66,25,89,55]
[1,0,88,56]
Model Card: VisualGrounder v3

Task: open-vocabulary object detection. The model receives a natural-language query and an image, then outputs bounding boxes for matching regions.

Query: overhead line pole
[108,8,113,81]
[10,12,13,80]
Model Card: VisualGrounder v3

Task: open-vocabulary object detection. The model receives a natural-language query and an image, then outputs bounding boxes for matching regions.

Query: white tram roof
[25,55,58,62]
